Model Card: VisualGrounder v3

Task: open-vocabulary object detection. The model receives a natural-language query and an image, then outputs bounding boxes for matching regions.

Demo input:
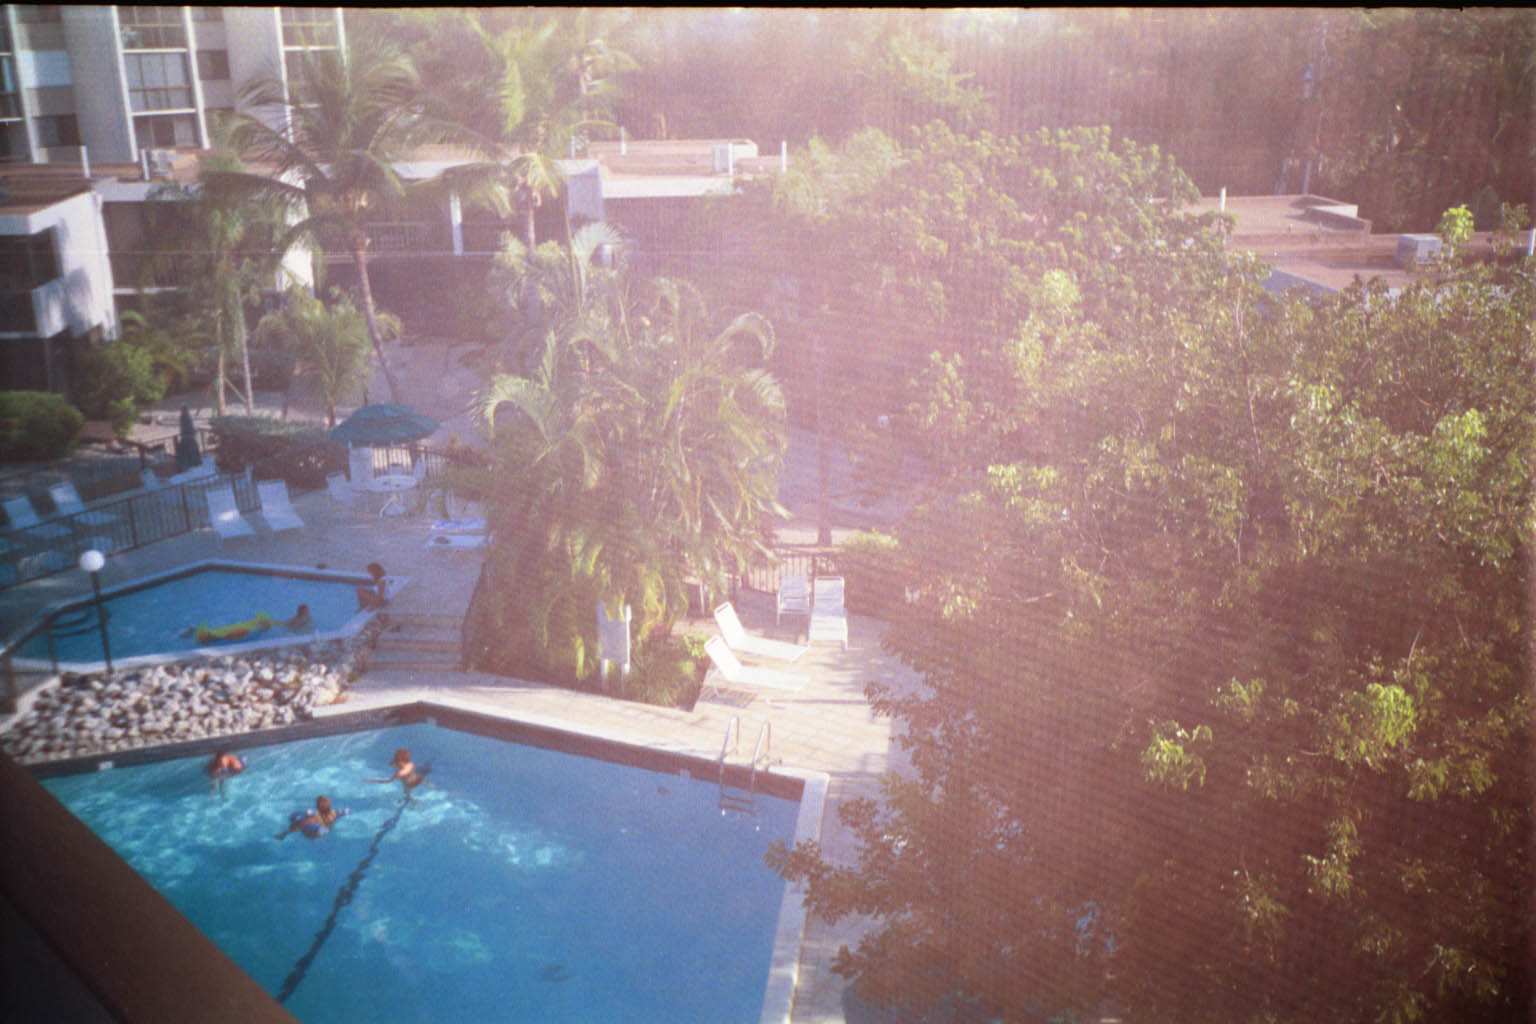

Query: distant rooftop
[0,164,94,217]
[1198,192,1502,295]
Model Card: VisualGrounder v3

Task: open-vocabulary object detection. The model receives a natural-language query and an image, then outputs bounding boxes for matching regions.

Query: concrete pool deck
[2,482,921,1022]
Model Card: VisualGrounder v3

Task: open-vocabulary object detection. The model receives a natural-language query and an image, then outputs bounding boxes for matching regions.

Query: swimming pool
[9,560,378,673]
[38,711,813,1022]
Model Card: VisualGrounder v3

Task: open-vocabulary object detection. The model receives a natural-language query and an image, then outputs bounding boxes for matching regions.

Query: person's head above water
[366,563,386,581]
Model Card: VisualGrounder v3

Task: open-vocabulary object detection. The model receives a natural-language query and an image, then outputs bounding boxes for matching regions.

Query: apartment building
[2,5,344,166]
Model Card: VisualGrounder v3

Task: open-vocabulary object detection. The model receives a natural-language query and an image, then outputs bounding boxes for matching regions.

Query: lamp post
[79,549,112,675]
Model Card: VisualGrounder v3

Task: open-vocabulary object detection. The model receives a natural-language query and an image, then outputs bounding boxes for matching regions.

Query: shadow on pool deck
[1,486,921,1024]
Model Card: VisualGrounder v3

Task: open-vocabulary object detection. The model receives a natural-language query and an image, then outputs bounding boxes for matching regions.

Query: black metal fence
[737,545,841,597]
[0,471,262,590]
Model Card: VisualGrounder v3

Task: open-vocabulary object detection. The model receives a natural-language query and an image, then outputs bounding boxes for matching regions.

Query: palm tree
[215,40,503,404]
[141,152,284,415]
[253,288,375,428]
[465,12,632,249]
[468,239,786,684]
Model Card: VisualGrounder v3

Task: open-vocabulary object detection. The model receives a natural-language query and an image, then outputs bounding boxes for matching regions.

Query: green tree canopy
[773,222,1533,1021]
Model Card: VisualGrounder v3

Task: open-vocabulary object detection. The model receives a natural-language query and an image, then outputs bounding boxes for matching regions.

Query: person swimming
[206,750,245,794]
[355,563,389,611]
[274,795,349,840]
[366,747,431,793]
[283,604,312,632]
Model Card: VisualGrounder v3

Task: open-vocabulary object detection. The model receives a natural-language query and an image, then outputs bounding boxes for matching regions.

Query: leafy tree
[252,288,377,428]
[1437,203,1475,258]
[771,220,1534,1024]
[216,39,501,403]
[72,338,165,438]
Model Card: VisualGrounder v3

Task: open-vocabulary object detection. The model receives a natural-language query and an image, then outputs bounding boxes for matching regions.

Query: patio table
[368,474,418,516]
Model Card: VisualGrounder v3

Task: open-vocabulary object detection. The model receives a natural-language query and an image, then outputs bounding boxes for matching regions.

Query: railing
[0,469,262,591]
[737,545,840,597]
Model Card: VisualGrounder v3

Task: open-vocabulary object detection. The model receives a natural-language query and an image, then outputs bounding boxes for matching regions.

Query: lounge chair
[140,468,163,490]
[204,484,255,544]
[257,479,305,533]
[702,636,810,696]
[713,602,807,662]
[776,574,810,627]
[325,471,357,508]
[2,495,69,539]
[49,480,118,528]
[348,446,375,492]
[809,575,848,650]
[168,461,216,485]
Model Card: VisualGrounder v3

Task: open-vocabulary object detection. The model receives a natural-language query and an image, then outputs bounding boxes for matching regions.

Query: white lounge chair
[257,479,305,533]
[168,461,216,485]
[204,484,255,544]
[348,446,375,492]
[776,574,810,627]
[140,468,163,490]
[325,471,357,508]
[809,575,848,650]
[49,480,117,527]
[3,495,69,539]
[713,602,807,662]
[702,635,810,696]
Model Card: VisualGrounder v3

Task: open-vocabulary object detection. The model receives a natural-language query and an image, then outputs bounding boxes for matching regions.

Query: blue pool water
[41,722,800,1022]
[17,565,368,667]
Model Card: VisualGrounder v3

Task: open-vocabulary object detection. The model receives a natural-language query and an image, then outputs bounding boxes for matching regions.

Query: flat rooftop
[1197,192,1504,294]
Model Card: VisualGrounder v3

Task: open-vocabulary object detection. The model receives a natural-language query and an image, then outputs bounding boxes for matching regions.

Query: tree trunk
[351,241,402,404]
[235,308,255,415]
[214,346,228,416]
[521,199,537,251]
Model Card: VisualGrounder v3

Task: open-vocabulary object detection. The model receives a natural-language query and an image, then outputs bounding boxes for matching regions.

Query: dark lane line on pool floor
[277,795,412,1004]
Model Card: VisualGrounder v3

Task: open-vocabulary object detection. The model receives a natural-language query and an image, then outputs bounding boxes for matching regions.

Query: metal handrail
[716,715,740,793]
[748,721,771,796]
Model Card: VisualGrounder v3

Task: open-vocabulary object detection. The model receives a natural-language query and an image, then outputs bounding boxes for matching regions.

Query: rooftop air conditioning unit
[1397,234,1442,268]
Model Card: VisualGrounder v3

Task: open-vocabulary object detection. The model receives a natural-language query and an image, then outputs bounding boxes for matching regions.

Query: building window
[134,112,198,149]
[34,115,81,149]
[191,7,224,22]
[119,6,188,50]
[281,8,338,48]
[0,56,21,120]
[14,6,63,24]
[196,49,230,81]
[0,229,62,292]
[1,122,28,162]
[124,52,193,112]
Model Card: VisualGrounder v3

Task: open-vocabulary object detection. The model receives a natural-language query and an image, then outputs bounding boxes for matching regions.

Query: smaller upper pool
[9,561,383,673]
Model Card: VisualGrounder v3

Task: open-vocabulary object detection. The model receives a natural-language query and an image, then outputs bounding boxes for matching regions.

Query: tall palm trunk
[214,346,228,415]
[350,240,403,403]
[235,302,255,414]
[521,199,538,251]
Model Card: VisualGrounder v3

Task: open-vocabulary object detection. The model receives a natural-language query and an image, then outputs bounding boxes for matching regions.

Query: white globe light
[79,549,106,573]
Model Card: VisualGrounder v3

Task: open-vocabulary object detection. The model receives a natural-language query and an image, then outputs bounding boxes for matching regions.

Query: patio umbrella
[174,404,201,469]
[329,404,440,446]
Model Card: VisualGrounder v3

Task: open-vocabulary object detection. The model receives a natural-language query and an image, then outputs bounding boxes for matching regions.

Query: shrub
[73,341,166,437]
[625,632,706,709]
[0,390,83,462]
[209,415,344,490]
[837,529,910,620]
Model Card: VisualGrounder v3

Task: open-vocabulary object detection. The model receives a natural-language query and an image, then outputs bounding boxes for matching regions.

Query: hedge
[0,391,84,463]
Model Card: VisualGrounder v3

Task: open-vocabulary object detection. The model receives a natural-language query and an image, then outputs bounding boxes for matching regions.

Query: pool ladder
[717,716,771,814]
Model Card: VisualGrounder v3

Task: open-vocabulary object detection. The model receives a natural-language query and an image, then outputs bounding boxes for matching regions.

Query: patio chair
[348,446,375,492]
[257,479,305,533]
[713,602,807,663]
[326,472,358,508]
[168,462,215,485]
[204,483,255,545]
[776,574,810,627]
[48,480,118,528]
[2,495,69,539]
[140,468,163,490]
[702,636,810,697]
[809,575,848,650]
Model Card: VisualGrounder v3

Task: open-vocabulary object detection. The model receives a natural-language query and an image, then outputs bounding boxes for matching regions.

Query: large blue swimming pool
[13,562,372,670]
[41,720,801,1022]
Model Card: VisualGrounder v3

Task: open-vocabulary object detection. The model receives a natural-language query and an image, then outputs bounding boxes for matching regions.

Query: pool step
[370,615,464,671]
